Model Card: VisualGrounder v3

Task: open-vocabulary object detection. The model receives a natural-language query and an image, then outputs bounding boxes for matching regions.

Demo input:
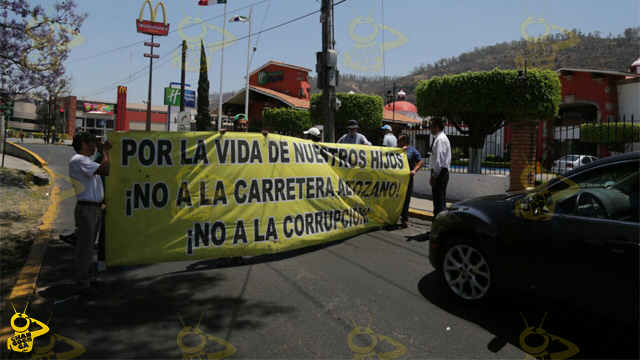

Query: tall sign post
[0,94,14,168]
[116,86,128,131]
[136,0,170,131]
[318,0,338,142]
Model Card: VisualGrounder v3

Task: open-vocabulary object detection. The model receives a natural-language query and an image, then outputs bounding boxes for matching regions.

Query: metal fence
[407,114,639,182]
[534,113,639,184]
[408,123,509,175]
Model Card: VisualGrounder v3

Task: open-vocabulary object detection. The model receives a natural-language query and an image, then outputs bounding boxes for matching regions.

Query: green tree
[416,69,561,173]
[309,93,383,135]
[195,40,211,131]
[262,108,312,135]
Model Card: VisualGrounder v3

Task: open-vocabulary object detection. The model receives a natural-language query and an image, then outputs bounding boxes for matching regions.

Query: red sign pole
[116,86,127,131]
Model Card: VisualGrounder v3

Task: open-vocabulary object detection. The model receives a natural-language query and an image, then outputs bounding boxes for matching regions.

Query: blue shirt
[406,146,422,170]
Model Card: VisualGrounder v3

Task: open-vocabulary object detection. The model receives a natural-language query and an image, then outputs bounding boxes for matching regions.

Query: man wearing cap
[69,131,112,296]
[220,114,248,134]
[337,120,371,145]
[304,127,321,142]
[381,125,397,147]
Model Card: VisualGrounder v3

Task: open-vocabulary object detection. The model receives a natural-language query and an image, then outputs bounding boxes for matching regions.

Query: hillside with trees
[321,27,639,104]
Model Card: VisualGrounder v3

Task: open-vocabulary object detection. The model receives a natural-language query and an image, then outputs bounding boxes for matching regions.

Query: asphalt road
[10,143,639,359]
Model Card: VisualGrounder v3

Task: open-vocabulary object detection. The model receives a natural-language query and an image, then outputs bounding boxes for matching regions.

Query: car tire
[438,237,494,302]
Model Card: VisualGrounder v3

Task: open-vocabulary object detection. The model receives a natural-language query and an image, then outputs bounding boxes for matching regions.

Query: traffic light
[60,108,64,113]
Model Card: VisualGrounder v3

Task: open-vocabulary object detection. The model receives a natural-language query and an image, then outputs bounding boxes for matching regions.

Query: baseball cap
[381,125,392,131]
[72,131,98,151]
[234,114,247,121]
[303,127,321,137]
[346,119,359,129]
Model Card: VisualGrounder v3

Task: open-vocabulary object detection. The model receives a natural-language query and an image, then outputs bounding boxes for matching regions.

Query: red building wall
[559,72,620,120]
[249,64,311,100]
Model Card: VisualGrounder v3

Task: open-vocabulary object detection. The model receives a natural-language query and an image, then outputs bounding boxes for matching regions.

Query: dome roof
[384,100,417,113]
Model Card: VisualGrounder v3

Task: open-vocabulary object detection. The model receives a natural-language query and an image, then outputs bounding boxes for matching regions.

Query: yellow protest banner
[105,132,409,265]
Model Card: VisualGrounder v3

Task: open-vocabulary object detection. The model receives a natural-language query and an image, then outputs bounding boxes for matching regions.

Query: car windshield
[560,155,580,161]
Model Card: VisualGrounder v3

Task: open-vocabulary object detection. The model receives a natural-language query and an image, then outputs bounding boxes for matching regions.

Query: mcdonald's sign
[136,0,170,36]
[118,86,128,94]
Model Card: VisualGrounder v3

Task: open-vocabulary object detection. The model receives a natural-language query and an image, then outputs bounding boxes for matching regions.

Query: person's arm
[95,140,112,177]
[337,134,345,144]
[430,139,442,186]
[411,150,423,176]
[360,134,372,146]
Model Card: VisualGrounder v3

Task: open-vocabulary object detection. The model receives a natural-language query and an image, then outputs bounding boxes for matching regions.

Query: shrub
[262,108,312,135]
[452,147,463,161]
[310,93,383,130]
[580,122,640,152]
[32,132,44,139]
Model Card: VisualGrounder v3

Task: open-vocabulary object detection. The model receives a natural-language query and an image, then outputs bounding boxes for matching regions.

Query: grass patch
[0,168,53,310]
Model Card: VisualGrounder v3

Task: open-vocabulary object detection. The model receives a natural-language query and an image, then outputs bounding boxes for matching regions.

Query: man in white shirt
[381,125,397,147]
[428,118,451,217]
[69,131,112,296]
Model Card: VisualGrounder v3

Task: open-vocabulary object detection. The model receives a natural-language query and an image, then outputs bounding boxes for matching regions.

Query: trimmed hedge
[262,108,312,135]
[310,92,383,130]
[580,123,640,143]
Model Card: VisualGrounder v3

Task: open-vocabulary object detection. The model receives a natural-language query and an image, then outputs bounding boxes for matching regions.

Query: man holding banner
[69,131,112,296]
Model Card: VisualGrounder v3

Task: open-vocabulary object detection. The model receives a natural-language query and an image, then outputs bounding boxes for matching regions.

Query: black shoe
[59,234,77,247]
[401,220,409,227]
[74,286,98,297]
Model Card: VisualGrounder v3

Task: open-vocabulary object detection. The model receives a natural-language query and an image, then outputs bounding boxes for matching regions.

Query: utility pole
[180,40,187,112]
[217,1,228,130]
[320,0,336,142]
[392,82,396,125]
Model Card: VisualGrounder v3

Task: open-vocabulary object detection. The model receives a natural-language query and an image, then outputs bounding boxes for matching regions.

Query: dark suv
[428,151,639,324]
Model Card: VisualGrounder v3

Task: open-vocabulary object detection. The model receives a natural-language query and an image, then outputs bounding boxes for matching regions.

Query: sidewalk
[0,154,50,184]
[407,196,453,221]
[5,137,72,145]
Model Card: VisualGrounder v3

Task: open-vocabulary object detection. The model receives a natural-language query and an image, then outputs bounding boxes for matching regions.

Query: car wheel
[439,237,493,302]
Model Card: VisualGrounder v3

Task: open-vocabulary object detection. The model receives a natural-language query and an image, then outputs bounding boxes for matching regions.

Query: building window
[86,118,95,128]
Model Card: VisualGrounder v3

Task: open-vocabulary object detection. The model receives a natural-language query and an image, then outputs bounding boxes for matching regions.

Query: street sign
[99,120,106,127]
[144,53,160,59]
[144,42,160,47]
[177,111,190,132]
[164,88,196,108]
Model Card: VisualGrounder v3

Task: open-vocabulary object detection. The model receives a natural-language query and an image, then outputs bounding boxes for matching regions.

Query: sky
[28,0,640,106]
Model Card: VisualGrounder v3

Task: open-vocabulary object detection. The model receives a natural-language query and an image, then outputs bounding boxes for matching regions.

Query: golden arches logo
[118,86,128,94]
[139,0,168,25]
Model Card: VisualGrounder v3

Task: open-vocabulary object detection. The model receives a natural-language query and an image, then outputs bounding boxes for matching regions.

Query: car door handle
[604,239,635,253]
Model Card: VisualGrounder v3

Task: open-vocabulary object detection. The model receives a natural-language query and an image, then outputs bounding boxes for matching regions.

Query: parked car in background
[428,152,639,325]
[551,154,598,173]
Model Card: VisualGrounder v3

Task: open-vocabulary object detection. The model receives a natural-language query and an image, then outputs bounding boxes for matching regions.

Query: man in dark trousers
[69,131,111,296]
[428,118,451,217]
[397,134,423,227]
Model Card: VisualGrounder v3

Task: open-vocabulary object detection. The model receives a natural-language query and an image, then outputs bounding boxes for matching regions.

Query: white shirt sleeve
[71,155,100,179]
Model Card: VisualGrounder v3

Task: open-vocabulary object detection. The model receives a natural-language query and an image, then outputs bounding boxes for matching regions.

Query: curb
[408,208,434,221]
[1,146,60,347]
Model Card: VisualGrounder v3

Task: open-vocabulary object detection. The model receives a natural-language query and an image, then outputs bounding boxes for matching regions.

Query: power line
[77,1,348,98]
[67,0,270,65]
